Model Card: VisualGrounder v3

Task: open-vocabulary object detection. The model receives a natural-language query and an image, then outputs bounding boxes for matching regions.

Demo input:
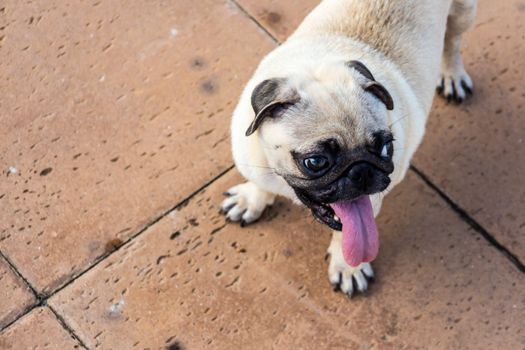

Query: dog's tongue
[330,196,379,267]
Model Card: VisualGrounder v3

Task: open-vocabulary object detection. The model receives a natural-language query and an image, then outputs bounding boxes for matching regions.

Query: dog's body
[222,0,476,296]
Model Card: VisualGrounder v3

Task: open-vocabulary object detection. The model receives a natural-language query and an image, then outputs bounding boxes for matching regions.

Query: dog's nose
[348,163,375,191]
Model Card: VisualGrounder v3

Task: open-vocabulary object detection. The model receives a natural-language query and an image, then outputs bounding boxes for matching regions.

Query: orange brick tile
[0,0,274,294]
[0,307,81,349]
[0,256,35,328]
[49,171,525,349]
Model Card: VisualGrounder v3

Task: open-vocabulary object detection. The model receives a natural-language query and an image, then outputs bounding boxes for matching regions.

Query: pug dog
[221,0,476,297]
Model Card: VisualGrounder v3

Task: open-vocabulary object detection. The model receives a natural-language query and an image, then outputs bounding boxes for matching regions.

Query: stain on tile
[237,0,318,40]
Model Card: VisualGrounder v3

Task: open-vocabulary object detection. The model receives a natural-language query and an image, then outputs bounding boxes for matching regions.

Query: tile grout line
[0,165,235,334]
[0,251,45,331]
[3,0,268,341]
[48,304,89,349]
[0,0,267,335]
[0,0,263,334]
[0,303,40,334]
[0,251,43,300]
[229,0,279,44]
[410,165,525,273]
[44,164,235,298]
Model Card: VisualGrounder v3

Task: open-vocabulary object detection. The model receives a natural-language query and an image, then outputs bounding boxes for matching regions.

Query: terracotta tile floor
[0,0,524,349]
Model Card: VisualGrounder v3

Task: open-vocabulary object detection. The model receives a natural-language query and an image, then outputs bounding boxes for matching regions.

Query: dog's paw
[436,65,473,104]
[328,259,375,298]
[327,231,374,298]
[220,182,275,227]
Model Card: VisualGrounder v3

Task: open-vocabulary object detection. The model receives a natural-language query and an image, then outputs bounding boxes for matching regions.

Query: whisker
[258,171,279,178]
[237,163,277,171]
[388,115,408,128]
[234,164,281,180]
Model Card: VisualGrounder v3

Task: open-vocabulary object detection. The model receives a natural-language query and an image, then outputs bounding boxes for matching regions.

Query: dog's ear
[246,78,299,136]
[362,81,394,110]
[346,60,394,110]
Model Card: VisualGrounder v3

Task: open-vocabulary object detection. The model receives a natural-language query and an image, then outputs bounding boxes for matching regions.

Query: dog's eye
[381,140,394,158]
[303,156,330,173]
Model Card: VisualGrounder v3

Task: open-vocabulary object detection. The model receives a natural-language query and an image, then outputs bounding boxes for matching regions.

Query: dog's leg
[437,0,477,103]
[327,231,375,297]
[220,182,276,226]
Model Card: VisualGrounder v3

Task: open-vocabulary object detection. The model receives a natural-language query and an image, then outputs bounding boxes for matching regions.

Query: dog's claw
[461,80,473,95]
[436,78,444,94]
[351,278,363,296]
[240,219,247,228]
[332,272,342,292]
[221,203,235,214]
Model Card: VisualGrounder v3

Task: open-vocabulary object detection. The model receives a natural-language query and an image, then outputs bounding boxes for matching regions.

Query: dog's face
[246,61,395,230]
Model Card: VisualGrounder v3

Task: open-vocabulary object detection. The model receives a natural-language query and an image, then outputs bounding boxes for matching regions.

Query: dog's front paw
[436,64,473,103]
[220,182,275,226]
[327,232,375,298]
[328,260,375,298]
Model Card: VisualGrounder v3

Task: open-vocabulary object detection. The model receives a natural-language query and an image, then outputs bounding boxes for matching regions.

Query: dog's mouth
[294,190,342,230]
[294,190,379,267]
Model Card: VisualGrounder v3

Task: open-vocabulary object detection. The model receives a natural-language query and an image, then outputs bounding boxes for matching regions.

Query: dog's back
[292,0,454,110]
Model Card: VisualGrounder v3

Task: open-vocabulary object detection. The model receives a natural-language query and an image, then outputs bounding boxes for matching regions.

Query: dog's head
[246,60,395,232]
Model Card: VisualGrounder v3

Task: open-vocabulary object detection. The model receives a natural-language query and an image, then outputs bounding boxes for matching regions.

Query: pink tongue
[330,196,379,267]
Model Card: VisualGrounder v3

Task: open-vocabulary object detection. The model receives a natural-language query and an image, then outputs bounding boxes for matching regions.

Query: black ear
[363,81,394,110]
[246,78,299,136]
[346,60,394,110]
[346,60,376,81]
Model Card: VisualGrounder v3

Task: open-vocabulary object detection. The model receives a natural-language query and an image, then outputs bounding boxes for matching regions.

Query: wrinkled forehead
[285,93,385,151]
